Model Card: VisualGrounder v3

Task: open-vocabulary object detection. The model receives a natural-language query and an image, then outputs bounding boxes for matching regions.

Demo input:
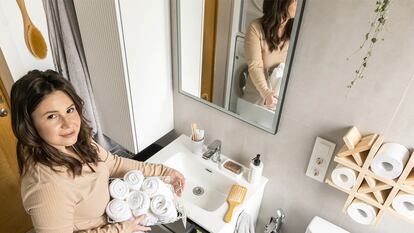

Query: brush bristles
[228,185,247,202]
[28,27,47,59]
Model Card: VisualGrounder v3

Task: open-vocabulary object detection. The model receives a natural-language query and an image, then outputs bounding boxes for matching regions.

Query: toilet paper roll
[331,165,357,190]
[347,199,377,225]
[370,143,410,180]
[392,192,414,219]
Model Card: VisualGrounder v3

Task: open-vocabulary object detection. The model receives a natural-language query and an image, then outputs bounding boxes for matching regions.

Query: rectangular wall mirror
[175,0,305,133]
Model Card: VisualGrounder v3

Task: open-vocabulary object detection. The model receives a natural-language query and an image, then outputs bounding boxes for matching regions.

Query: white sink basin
[146,134,268,233]
[163,152,233,212]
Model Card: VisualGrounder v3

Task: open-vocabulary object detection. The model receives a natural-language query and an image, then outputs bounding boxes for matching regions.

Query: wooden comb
[224,184,247,223]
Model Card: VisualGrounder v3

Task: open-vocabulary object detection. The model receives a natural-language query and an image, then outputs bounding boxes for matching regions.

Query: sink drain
[193,186,204,196]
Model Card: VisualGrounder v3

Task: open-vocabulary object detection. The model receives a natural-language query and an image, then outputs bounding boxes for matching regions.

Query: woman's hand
[128,215,151,232]
[164,168,185,197]
[264,91,278,109]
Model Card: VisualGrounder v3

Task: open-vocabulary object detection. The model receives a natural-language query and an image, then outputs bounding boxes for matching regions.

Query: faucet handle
[208,140,221,151]
[275,209,285,221]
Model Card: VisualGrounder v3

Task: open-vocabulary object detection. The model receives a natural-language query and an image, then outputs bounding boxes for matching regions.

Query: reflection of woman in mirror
[243,0,297,110]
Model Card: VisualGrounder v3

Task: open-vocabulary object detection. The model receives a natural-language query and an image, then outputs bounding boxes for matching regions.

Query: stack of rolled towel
[106,170,178,226]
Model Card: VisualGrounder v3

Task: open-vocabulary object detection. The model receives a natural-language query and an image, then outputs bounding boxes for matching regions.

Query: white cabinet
[74,0,173,153]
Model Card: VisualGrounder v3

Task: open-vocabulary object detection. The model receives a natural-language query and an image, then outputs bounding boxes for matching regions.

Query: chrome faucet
[202,140,222,163]
[264,209,285,233]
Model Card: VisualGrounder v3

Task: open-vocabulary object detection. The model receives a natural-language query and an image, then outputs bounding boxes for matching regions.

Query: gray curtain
[42,0,109,149]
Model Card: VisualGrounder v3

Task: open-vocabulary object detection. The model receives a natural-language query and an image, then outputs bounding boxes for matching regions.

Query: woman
[243,0,297,109]
[11,70,185,233]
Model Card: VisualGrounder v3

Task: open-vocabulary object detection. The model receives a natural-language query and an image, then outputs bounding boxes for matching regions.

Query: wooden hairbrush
[224,184,247,223]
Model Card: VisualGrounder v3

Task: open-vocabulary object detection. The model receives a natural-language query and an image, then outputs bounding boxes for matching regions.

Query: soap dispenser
[248,154,263,184]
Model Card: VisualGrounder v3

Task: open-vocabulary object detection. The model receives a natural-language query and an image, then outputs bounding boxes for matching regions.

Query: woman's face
[287,0,297,19]
[31,90,81,151]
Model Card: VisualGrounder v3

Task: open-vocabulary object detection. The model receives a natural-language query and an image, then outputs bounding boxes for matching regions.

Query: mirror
[175,0,305,133]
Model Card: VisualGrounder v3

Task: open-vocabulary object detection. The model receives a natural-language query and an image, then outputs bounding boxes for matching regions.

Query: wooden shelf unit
[325,126,414,226]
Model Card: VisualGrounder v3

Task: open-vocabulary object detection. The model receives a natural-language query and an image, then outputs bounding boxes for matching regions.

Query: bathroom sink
[146,134,268,233]
[163,152,233,212]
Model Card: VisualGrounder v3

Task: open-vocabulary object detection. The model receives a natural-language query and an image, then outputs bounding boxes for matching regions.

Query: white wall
[173,0,414,232]
[0,0,54,81]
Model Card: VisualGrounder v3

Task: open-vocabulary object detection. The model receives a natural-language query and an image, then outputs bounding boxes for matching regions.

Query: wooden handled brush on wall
[16,0,48,59]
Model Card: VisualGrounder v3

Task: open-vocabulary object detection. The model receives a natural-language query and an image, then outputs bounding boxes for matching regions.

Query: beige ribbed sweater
[20,146,172,233]
[243,19,289,105]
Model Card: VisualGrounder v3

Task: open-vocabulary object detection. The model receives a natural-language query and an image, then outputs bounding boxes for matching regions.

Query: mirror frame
[173,0,306,134]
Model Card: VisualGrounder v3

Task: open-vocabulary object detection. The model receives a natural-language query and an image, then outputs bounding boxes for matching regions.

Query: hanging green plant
[347,0,393,88]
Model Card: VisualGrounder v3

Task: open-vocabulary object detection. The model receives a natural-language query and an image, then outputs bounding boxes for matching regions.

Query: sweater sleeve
[74,222,135,233]
[96,143,173,178]
[23,182,75,233]
[245,22,273,99]
[23,182,136,233]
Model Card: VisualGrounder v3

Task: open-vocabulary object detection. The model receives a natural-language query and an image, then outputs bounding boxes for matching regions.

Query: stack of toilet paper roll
[370,143,410,180]
[347,199,378,225]
[392,191,414,220]
[331,165,358,190]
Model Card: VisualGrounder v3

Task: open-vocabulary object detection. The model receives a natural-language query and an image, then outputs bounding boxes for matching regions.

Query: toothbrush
[191,123,197,141]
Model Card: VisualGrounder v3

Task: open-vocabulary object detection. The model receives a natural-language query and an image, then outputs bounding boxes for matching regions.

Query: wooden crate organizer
[326,126,414,226]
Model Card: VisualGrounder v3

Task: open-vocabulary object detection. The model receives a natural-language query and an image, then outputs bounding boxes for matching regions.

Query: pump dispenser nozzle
[253,154,261,166]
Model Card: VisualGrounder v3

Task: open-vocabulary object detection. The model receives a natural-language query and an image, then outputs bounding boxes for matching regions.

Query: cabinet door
[74,0,174,153]
[74,0,137,152]
[117,0,174,150]
[0,79,33,233]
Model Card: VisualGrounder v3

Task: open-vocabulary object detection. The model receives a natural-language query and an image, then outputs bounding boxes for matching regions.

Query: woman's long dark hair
[11,69,101,177]
[261,0,295,52]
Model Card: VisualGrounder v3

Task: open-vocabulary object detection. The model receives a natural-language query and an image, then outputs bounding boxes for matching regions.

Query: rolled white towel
[124,170,145,191]
[269,63,285,97]
[138,212,159,226]
[141,177,173,199]
[128,191,151,213]
[150,194,178,223]
[106,199,133,222]
[132,208,148,218]
[109,178,130,200]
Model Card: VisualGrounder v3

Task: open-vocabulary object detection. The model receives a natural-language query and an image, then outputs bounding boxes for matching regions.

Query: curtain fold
[42,0,109,149]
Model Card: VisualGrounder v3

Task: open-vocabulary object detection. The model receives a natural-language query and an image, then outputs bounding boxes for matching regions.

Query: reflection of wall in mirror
[223,0,251,110]
[180,0,233,106]
[179,0,204,98]
[212,0,233,107]
[240,0,264,33]
[228,36,246,113]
